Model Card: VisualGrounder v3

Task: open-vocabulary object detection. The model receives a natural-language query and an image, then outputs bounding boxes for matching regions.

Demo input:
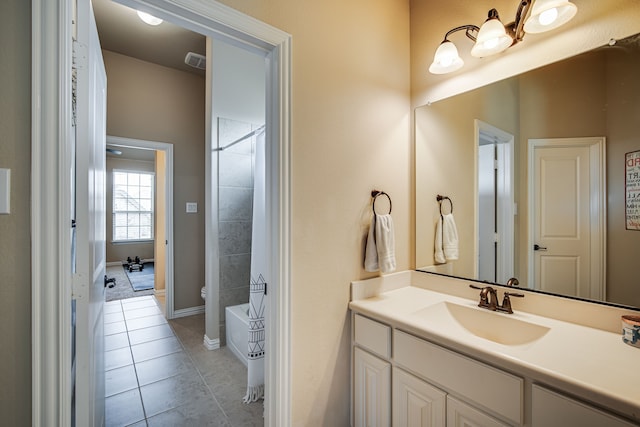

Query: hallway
[104,296,263,426]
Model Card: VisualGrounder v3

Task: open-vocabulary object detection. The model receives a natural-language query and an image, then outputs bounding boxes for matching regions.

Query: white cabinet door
[532,385,637,427]
[447,396,509,427]
[393,367,446,427]
[354,347,391,427]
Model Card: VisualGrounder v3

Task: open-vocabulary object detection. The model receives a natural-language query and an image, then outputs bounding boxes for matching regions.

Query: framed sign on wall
[625,150,640,230]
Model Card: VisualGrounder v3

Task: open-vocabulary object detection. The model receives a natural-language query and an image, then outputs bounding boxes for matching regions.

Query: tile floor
[104,296,263,426]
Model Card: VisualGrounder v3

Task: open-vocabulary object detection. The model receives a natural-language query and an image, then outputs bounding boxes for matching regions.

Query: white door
[74,0,107,425]
[530,138,605,299]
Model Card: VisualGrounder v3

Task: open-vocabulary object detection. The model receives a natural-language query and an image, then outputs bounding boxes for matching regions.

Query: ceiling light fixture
[429,0,578,74]
[137,10,163,26]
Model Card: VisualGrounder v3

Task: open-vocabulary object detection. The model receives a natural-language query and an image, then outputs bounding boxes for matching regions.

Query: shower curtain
[244,127,266,403]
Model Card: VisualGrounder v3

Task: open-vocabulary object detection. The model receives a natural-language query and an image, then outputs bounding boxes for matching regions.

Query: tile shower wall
[217,118,256,345]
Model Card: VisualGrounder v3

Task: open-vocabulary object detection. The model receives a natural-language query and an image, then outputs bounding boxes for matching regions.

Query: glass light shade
[429,41,464,74]
[523,0,577,33]
[470,18,513,58]
[137,11,163,26]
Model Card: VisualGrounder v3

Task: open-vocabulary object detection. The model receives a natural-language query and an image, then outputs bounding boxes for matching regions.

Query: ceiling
[92,0,206,76]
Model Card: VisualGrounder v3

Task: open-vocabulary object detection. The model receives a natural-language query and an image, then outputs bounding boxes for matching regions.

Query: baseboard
[172,305,205,318]
[154,289,166,297]
[203,335,220,350]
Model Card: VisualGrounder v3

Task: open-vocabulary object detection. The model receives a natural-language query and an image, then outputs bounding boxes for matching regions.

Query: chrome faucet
[469,284,524,314]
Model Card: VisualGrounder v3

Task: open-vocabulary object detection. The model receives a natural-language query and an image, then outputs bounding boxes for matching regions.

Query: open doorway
[475,120,515,284]
[105,136,174,317]
[32,0,291,424]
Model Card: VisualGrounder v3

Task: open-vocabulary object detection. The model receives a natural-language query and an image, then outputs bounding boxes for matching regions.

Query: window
[112,170,154,241]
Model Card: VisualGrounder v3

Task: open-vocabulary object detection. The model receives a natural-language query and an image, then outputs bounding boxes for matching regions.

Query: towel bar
[436,194,453,217]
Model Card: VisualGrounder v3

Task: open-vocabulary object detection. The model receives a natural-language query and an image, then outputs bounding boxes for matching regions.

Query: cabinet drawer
[394,330,523,425]
[532,385,637,427]
[354,314,391,358]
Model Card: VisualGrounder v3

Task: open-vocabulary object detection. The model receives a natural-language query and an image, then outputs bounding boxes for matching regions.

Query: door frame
[106,136,175,318]
[527,137,606,298]
[31,0,292,425]
[474,120,515,283]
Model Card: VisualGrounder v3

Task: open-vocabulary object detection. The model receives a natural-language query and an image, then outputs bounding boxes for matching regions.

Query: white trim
[203,335,220,350]
[527,137,606,298]
[173,305,205,318]
[33,1,291,425]
[107,135,175,319]
[31,0,74,425]
[204,36,220,354]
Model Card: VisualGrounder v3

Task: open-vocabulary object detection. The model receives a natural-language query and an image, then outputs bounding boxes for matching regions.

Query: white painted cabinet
[393,367,446,427]
[352,311,638,427]
[353,346,391,427]
[531,385,637,427]
[447,396,509,427]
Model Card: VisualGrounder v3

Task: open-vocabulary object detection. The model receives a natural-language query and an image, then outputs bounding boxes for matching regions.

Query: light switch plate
[0,168,10,214]
[186,202,198,213]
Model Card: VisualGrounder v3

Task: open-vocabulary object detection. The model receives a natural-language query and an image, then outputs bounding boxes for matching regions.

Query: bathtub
[225,303,249,367]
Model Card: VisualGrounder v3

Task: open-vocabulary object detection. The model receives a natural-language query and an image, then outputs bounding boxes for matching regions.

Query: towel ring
[436,195,453,216]
[371,190,392,215]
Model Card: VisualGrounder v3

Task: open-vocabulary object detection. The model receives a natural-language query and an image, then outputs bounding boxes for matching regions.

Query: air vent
[184,52,206,70]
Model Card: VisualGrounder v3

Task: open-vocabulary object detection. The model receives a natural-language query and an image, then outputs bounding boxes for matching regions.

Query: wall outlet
[0,168,10,214]
[186,202,198,213]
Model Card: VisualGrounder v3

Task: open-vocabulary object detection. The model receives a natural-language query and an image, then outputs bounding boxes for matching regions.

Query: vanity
[349,271,640,426]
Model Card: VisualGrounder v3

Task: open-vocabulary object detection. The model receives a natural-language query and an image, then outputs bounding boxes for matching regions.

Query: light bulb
[538,8,558,26]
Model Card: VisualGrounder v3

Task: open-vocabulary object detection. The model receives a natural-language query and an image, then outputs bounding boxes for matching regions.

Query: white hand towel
[435,216,445,264]
[435,213,459,263]
[375,214,396,273]
[442,213,459,261]
[364,217,379,272]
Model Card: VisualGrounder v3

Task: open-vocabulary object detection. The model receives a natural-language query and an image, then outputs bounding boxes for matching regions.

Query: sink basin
[413,301,550,346]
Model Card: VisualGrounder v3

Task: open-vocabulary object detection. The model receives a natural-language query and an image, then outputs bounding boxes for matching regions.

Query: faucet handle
[499,291,525,314]
[506,277,519,287]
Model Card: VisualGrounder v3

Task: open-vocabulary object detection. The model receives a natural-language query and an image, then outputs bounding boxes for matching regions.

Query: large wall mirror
[415,32,640,308]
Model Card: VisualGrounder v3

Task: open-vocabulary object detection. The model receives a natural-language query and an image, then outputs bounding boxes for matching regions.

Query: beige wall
[105,157,155,263]
[0,0,32,423]
[216,0,411,424]
[103,50,205,311]
[605,45,640,306]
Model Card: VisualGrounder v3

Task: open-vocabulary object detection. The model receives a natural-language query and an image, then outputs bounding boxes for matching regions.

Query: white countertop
[349,273,640,422]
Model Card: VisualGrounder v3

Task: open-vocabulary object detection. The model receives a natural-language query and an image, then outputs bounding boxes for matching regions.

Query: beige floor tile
[105,388,145,427]
[128,323,174,346]
[105,364,138,397]
[130,336,183,363]
[105,332,130,352]
[135,351,195,387]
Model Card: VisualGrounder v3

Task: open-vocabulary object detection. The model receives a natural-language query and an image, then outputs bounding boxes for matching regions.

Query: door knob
[534,244,547,251]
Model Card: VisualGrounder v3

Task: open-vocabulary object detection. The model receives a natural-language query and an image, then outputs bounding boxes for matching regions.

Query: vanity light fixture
[429,0,578,74]
[137,10,163,26]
